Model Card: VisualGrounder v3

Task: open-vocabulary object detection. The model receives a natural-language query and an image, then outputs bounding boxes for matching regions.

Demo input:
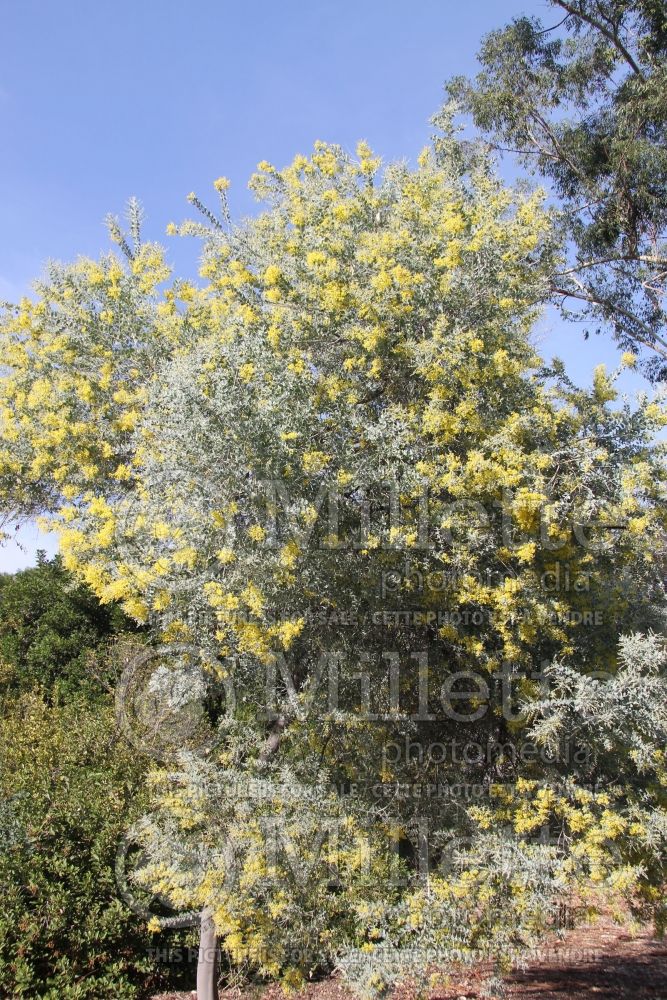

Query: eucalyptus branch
[551,283,667,358]
[553,0,644,77]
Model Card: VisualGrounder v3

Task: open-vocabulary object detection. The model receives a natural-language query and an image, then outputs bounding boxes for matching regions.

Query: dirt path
[152,915,667,1000]
[430,916,667,998]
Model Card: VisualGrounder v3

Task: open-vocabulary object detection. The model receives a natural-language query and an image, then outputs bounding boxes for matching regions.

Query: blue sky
[0,0,657,571]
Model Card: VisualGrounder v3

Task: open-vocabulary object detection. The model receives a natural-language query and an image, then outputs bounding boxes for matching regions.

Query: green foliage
[0,695,152,998]
[0,552,137,701]
[446,0,667,379]
[0,563,196,998]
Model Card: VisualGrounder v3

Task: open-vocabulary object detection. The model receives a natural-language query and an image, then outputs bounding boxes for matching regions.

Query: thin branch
[550,284,667,359]
[529,110,605,202]
[553,0,644,77]
[555,254,667,275]
[259,714,287,762]
[536,15,571,36]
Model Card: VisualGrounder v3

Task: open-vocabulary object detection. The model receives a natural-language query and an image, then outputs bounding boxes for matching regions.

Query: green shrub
[0,693,193,998]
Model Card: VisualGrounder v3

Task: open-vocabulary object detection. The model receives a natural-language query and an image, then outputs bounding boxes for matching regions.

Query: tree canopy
[1,135,666,997]
[446,0,667,379]
[0,552,134,699]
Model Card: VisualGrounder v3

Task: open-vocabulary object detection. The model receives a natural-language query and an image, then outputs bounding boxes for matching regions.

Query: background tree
[446,0,667,380]
[0,552,137,700]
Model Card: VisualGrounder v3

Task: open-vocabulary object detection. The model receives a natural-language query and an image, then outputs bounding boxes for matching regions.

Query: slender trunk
[195,716,287,996]
[196,906,219,1000]
[259,714,287,762]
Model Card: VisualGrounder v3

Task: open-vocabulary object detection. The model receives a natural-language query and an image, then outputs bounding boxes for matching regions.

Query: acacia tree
[1,139,666,997]
[446,0,667,379]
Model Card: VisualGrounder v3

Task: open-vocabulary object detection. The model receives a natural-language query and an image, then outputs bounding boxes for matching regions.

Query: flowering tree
[1,137,666,997]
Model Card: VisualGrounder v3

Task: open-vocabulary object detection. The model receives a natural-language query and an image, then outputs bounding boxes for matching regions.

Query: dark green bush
[0,695,159,997]
[0,555,196,997]
[0,692,200,997]
[0,552,138,702]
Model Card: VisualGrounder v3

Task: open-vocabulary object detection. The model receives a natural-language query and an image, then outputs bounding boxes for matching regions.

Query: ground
[152,914,667,1000]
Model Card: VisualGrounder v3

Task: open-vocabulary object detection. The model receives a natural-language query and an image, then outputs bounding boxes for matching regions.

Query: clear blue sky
[0,0,656,571]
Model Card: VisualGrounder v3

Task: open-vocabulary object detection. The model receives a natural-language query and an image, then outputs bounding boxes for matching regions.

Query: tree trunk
[195,717,286,996]
[196,906,219,1000]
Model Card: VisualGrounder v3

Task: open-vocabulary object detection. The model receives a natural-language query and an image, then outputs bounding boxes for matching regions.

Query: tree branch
[555,254,667,275]
[553,1,644,77]
[550,284,667,359]
[259,714,287,762]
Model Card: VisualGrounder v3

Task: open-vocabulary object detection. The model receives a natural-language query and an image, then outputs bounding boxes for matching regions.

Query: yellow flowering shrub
[1,140,666,991]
